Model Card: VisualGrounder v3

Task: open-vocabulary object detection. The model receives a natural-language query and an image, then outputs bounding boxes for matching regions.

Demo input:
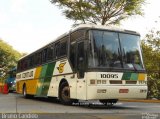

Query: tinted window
[55,42,60,58]
[55,36,68,58]
[47,44,54,61]
[70,42,76,70]
[88,30,144,71]
[35,52,42,65]
[60,40,67,56]
[28,56,33,68]
[89,30,121,68]
[119,33,144,70]
[71,30,85,43]
[42,49,47,63]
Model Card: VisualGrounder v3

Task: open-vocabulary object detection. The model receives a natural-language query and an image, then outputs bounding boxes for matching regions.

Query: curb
[120,99,160,103]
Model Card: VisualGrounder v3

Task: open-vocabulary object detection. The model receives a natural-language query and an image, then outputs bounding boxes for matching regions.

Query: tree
[50,0,145,25]
[142,28,160,99]
[142,29,160,78]
[0,39,21,78]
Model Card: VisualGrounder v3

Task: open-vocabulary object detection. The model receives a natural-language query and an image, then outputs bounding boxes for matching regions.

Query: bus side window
[22,59,27,70]
[42,49,47,63]
[70,42,76,71]
[60,40,67,56]
[34,52,42,65]
[29,56,34,68]
[70,30,85,42]
[33,54,37,66]
[18,61,22,72]
[38,52,42,65]
[47,44,54,61]
[17,62,20,72]
[55,42,60,59]
[70,30,85,71]
[26,58,29,69]
[52,44,56,60]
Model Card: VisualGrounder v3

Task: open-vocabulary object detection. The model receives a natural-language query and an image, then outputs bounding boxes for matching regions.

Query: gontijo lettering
[16,71,33,79]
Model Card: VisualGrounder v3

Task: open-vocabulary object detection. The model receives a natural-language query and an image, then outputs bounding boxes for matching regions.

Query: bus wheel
[22,85,27,98]
[22,85,32,99]
[59,82,73,105]
[99,99,118,106]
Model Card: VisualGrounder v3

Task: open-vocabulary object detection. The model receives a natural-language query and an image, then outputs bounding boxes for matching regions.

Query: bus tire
[22,85,33,99]
[23,85,27,98]
[99,99,118,106]
[59,82,73,105]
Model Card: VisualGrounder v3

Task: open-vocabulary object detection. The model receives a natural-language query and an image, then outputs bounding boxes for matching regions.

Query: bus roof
[19,24,140,60]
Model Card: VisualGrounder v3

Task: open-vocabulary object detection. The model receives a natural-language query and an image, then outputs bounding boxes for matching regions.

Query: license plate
[119,89,129,93]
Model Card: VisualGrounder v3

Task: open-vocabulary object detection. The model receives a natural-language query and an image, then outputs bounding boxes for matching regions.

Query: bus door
[76,41,86,99]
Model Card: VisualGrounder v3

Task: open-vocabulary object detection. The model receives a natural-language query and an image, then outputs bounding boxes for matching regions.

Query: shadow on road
[17,95,139,110]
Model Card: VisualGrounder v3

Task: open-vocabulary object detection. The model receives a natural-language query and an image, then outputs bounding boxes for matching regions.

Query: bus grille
[109,80,122,84]
[109,80,137,84]
[125,81,137,84]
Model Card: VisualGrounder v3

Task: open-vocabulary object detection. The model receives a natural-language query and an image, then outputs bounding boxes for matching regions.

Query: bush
[147,76,160,99]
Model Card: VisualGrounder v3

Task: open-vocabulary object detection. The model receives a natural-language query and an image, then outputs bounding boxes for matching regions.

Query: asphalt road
[0,93,160,119]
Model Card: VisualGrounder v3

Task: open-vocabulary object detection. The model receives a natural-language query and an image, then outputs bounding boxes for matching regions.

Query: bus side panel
[16,68,36,94]
[26,79,38,95]
[47,75,78,99]
[34,66,42,79]
[16,80,25,94]
[41,62,55,96]
[67,75,78,99]
[47,59,77,98]
[36,65,48,96]
[35,62,55,96]
[47,77,57,97]
[16,67,42,95]
[26,66,42,95]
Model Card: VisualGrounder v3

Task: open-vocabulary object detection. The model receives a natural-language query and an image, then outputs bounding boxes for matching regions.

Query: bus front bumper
[86,85,147,100]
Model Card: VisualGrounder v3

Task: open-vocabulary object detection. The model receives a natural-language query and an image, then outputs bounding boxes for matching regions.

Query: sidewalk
[120,99,160,103]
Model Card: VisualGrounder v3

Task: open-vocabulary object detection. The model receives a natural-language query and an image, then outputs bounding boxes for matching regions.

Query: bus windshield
[88,30,144,71]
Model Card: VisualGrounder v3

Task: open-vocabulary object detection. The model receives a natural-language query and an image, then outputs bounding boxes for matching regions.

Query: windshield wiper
[132,63,138,72]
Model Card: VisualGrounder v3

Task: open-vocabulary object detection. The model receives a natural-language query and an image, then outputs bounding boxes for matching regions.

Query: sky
[0,0,160,53]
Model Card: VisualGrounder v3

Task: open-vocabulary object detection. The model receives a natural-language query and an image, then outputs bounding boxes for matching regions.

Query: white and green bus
[16,24,147,105]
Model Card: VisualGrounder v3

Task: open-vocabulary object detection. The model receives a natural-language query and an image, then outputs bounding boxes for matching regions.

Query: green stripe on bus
[41,62,55,96]
[36,62,55,96]
[122,73,139,80]
[36,65,48,96]
[40,65,48,78]
[122,72,132,80]
[130,73,138,80]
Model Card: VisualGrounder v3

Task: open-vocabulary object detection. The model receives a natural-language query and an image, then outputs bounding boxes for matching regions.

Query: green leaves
[50,0,145,25]
[0,39,21,77]
[142,28,160,99]
[142,30,160,78]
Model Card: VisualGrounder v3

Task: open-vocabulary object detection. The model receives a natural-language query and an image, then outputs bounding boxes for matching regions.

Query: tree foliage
[0,39,21,77]
[50,0,145,25]
[142,29,160,78]
[142,28,160,99]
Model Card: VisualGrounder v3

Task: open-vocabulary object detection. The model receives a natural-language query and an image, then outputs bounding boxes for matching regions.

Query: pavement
[1,92,160,103]
[120,99,160,103]
[0,93,160,119]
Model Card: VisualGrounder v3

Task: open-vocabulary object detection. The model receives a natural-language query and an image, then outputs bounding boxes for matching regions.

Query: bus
[6,67,16,92]
[16,24,147,105]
